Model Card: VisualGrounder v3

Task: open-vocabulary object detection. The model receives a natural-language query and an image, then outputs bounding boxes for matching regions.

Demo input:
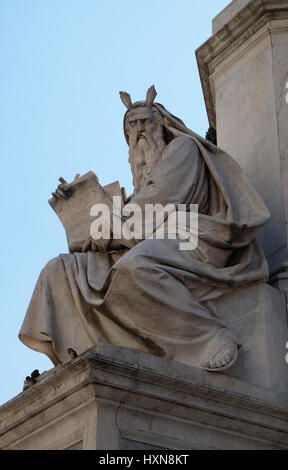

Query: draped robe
[19,134,270,367]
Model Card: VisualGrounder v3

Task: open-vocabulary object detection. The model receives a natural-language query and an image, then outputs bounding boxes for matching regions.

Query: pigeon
[67,348,78,360]
[23,370,41,391]
[23,376,34,391]
[205,127,217,145]
[31,369,40,380]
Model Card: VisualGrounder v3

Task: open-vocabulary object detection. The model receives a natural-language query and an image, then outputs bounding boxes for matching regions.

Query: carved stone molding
[196,0,288,128]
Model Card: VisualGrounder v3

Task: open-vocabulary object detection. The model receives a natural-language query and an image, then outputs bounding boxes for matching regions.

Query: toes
[201,355,232,370]
[216,359,224,368]
[201,343,237,371]
[200,361,210,369]
[224,352,232,364]
[210,360,220,369]
[201,359,225,370]
[220,358,227,367]
[210,357,229,369]
[201,360,216,369]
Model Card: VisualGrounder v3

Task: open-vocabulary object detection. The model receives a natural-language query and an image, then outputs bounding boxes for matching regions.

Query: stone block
[1,343,288,450]
[211,282,288,391]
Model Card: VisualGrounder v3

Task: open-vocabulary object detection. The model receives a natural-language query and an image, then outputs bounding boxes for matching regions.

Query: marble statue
[19,86,270,372]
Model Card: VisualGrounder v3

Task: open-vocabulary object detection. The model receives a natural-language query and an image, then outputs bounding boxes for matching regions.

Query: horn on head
[145,85,157,107]
[119,91,133,110]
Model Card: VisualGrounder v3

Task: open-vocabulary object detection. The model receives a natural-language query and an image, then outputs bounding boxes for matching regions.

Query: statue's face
[125,107,163,148]
[125,106,166,191]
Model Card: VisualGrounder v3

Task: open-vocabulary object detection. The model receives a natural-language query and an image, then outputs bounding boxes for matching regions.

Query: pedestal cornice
[1,344,288,449]
[196,0,288,128]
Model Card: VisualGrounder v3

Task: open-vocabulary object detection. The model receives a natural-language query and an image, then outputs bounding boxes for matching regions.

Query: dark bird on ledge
[67,348,78,360]
[23,376,34,391]
[31,369,40,380]
[22,369,41,391]
[205,127,217,145]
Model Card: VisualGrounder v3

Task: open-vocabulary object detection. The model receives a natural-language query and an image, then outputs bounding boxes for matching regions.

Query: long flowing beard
[129,134,166,192]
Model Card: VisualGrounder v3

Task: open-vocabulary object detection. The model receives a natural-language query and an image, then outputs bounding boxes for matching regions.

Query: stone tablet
[49,171,123,253]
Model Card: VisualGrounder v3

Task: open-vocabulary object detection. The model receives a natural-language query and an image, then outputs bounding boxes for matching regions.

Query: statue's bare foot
[200,342,238,372]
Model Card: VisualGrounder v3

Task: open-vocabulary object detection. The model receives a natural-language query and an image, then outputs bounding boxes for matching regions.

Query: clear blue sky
[0,0,229,406]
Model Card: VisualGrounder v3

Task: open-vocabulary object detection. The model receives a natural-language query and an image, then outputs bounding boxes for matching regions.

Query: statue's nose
[137,120,144,132]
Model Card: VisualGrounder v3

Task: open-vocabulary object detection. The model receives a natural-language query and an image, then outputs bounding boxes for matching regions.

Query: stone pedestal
[1,343,288,450]
[212,282,288,392]
[196,0,288,288]
[2,281,288,450]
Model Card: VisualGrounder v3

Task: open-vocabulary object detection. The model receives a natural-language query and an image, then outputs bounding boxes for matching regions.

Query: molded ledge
[1,343,288,449]
[196,0,288,127]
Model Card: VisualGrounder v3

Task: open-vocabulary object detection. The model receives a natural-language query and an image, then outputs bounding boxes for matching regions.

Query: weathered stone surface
[1,344,288,450]
[213,282,288,392]
[213,0,253,34]
[196,0,288,281]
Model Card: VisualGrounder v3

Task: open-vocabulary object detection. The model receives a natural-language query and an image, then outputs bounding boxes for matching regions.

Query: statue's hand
[51,174,80,200]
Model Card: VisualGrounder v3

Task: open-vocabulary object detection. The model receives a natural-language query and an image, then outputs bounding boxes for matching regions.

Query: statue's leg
[19,254,101,365]
[19,243,239,370]
[104,238,239,369]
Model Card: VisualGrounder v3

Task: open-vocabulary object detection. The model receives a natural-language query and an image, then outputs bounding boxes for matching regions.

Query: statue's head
[120,86,167,191]
[119,85,206,191]
[120,86,164,147]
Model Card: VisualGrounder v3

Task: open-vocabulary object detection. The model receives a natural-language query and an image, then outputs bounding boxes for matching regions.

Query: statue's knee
[114,252,145,277]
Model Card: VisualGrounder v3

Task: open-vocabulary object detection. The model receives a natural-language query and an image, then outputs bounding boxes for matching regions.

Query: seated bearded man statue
[19,86,270,372]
